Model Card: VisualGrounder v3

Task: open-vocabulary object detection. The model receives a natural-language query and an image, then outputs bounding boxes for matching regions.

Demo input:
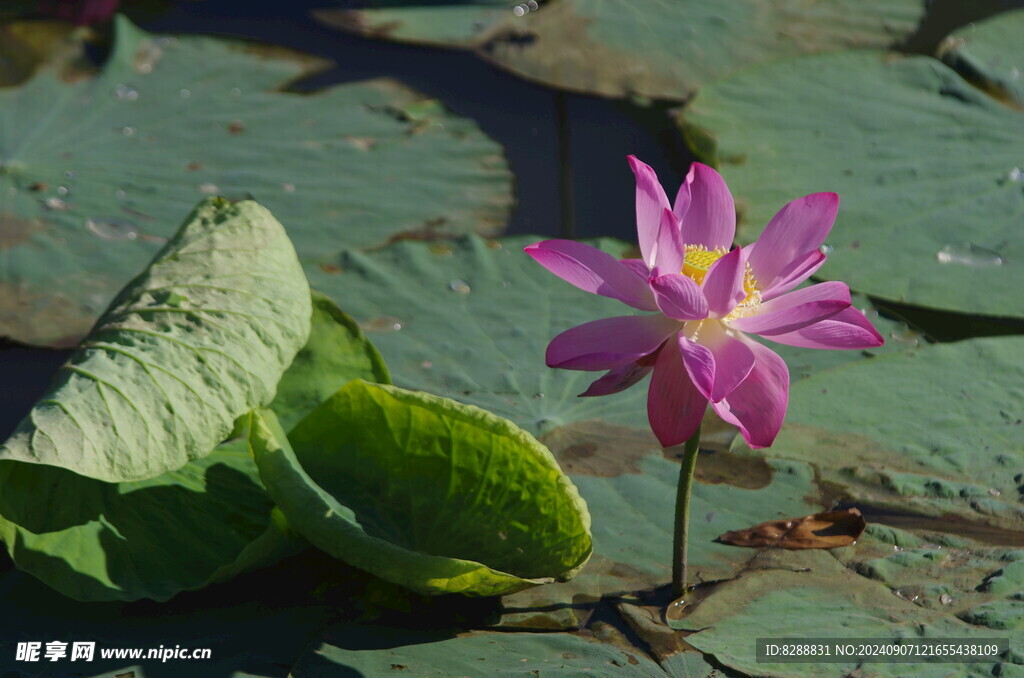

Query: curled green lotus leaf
[250,382,592,596]
[0,197,312,482]
[0,290,391,602]
[269,290,391,433]
[0,420,300,602]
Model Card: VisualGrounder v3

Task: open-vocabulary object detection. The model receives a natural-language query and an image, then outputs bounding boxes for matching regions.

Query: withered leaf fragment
[716,508,866,550]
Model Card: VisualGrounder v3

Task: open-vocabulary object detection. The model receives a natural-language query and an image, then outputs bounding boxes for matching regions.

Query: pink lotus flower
[525,156,883,449]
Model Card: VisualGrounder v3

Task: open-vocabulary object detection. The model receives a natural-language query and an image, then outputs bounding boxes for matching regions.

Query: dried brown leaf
[716,508,866,550]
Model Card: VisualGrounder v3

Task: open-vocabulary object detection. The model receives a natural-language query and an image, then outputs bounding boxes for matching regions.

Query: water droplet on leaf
[179,88,191,99]
[936,242,1004,267]
[532,393,544,399]
[44,197,68,210]
[889,328,921,347]
[56,185,69,196]
[359,316,403,332]
[281,182,295,193]
[819,243,833,255]
[893,589,919,603]
[86,217,138,241]
[448,279,471,294]
[939,594,953,605]
[113,84,139,101]
[120,126,136,137]
[133,40,163,74]
[197,182,219,195]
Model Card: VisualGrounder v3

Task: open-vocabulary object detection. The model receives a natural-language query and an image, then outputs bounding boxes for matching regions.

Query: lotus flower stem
[672,427,701,598]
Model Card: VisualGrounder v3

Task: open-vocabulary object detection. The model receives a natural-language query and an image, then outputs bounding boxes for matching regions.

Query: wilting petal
[699,321,756,402]
[525,240,658,311]
[764,306,885,350]
[650,273,708,321]
[653,208,685,274]
[730,281,850,336]
[648,334,706,448]
[676,163,735,250]
[759,249,826,301]
[713,340,789,449]
[547,315,678,370]
[702,246,747,317]
[747,193,838,295]
[628,155,671,268]
[580,361,654,397]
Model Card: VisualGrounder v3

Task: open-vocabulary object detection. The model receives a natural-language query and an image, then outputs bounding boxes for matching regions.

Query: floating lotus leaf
[250,385,592,597]
[0,197,311,482]
[288,625,683,677]
[308,235,904,439]
[745,336,1024,533]
[0,15,512,346]
[680,25,1024,318]
[315,0,923,99]
[677,546,1016,677]
[313,0,510,48]
[939,8,1024,108]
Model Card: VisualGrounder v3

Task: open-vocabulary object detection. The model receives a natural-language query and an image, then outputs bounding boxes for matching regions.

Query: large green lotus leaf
[0,15,512,347]
[308,235,904,439]
[675,547,1016,677]
[742,336,1024,532]
[680,47,1024,318]
[315,0,923,100]
[268,290,391,433]
[288,626,675,678]
[939,9,1024,108]
[0,418,301,602]
[0,197,311,482]
[250,385,593,597]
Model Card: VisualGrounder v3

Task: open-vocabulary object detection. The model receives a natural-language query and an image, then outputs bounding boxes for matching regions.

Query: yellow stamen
[682,245,726,286]
[681,244,762,319]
